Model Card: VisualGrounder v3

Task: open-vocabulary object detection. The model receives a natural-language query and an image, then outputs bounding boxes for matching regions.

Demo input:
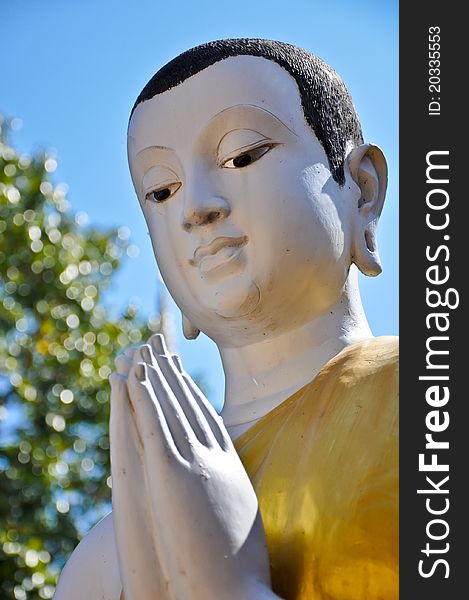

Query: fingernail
[140,345,152,362]
[150,333,167,355]
[115,355,130,369]
[172,355,183,372]
[134,362,145,380]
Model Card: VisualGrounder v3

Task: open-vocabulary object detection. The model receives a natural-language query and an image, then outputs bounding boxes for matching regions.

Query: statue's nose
[182,197,231,231]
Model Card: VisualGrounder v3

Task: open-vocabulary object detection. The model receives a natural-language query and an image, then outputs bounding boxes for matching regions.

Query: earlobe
[182,313,200,340]
[353,218,382,277]
[347,144,388,277]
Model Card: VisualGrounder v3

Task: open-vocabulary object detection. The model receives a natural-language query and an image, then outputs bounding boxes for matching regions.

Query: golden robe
[235,336,398,600]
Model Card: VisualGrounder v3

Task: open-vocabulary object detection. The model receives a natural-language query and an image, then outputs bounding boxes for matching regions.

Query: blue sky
[2,0,398,410]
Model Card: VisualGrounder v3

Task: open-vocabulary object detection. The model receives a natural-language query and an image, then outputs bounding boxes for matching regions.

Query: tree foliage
[0,116,163,599]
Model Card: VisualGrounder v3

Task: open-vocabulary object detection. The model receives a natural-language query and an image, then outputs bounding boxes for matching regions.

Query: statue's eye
[145,182,181,204]
[222,144,273,169]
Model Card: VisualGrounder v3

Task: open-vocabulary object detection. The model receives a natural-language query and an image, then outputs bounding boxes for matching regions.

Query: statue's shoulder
[236,336,399,455]
[54,512,122,600]
[320,335,399,407]
[283,335,399,431]
[324,335,399,383]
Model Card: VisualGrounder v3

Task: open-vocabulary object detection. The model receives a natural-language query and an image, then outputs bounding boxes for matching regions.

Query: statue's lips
[190,236,248,274]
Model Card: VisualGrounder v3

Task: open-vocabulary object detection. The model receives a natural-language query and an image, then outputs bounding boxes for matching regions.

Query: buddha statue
[55,39,398,600]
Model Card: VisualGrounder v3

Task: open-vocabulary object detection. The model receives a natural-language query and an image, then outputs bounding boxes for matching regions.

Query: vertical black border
[400,3,467,597]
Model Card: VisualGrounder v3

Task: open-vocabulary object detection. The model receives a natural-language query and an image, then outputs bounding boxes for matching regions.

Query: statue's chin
[214,281,261,319]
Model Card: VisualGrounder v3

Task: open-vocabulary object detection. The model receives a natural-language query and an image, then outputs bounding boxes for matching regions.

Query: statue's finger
[134,346,201,459]
[115,354,132,377]
[110,371,143,455]
[149,346,218,449]
[148,333,168,356]
[179,370,231,451]
[123,346,138,359]
[110,372,166,599]
[127,360,188,464]
[171,354,183,373]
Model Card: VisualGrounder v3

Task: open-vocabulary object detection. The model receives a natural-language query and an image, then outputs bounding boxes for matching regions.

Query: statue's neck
[219,269,373,439]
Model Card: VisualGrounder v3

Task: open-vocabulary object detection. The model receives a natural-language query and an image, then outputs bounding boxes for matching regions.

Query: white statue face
[128,56,362,347]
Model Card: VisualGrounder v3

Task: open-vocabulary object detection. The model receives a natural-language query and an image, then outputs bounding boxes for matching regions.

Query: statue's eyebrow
[136,145,175,159]
[135,145,177,173]
[207,104,298,137]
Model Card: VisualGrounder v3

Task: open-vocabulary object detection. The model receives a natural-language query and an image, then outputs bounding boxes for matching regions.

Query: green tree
[0,115,164,599]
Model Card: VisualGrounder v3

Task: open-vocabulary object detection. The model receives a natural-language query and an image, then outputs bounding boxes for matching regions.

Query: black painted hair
[130,38,364,186]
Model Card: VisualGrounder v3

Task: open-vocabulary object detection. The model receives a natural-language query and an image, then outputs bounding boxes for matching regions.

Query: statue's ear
[182,312,200,340]
[347,144,388,276]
